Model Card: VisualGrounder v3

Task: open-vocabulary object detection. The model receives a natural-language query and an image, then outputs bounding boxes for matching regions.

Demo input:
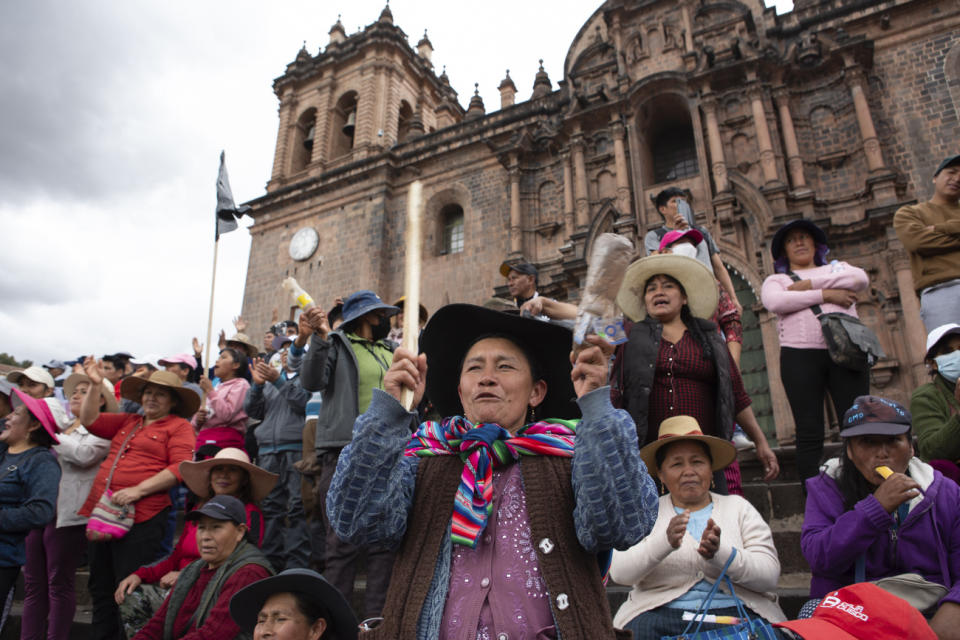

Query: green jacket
[911,375,960,462]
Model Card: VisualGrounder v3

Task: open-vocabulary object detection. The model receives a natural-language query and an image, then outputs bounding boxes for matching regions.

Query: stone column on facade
[571,131,590,228]
[699,91,729,193]
[844,63,885,173]
[509,155,523,256]
[310,81,333,165]
[354,63,378,151]
[561,151,576,238]
[270,90,297,184]
[682,6,694,52]
[893,251,929,386]
[374,66,400,147]
[748,82,780,185]
[610,118,633,219]
[772,86,806,190]
[611,13,626,79]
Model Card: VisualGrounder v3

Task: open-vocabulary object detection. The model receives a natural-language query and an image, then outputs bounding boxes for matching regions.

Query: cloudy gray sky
[0,0,790,365]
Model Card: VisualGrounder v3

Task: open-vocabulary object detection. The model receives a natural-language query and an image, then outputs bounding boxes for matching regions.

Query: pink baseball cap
[10,389,60,444]
[659,228,704,252]
[158,353,198,370]
[775,583,937,640]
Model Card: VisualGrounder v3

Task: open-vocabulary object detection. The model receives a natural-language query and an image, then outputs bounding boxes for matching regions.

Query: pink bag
[86,422,142,541]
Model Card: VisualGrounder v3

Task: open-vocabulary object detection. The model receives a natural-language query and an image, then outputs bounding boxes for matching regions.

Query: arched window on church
[330,92,358,159]
[652,124,699,183]
[292,108,317,173]
[636,93,700,186]
[440,204,464,255]
[397,100,413,144]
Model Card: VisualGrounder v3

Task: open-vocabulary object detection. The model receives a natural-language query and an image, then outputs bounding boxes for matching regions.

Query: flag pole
[210,150,250,379]
[204,237,220,377]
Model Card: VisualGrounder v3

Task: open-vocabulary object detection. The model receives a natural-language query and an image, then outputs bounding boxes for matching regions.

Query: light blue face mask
[934,350,960,383]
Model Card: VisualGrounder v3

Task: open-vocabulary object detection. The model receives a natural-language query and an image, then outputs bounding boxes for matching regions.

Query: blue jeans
[921,278,960,332]
[259,450,311,570]
[625,604,787,638]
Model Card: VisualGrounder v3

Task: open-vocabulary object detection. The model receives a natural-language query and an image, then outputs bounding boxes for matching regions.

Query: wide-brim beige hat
[64,373,119,413]
[180,447,278,503]
[616,254,718,321]
[640,415,737,472]
[119,370,200,418]
[226,333,259,359]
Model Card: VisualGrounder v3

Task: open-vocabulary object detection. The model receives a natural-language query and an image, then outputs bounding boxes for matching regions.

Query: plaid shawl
[405,416,577,547]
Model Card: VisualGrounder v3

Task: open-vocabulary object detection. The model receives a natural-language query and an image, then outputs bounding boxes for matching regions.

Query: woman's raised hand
[570,334,615,398]
[383,347,427,409]
[302,307,330,340]
[697,519,721,559]
[83,356,104,385]
[667,510,690,549]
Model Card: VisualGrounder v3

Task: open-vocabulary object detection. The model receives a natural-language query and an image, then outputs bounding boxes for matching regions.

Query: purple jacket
[802,457,960,604]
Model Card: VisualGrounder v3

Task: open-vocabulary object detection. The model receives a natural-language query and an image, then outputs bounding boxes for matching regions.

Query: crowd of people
[0,154,956,639]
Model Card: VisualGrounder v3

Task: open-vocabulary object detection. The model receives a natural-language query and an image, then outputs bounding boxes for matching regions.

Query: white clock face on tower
[289,227,319,261]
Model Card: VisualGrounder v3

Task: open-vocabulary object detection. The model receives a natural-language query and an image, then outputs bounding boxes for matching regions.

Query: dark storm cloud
[0,2,184,205]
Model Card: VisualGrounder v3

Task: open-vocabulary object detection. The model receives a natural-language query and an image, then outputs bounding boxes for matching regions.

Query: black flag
[215,150,251,240]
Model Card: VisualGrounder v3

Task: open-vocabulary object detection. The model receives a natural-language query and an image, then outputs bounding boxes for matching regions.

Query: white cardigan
[610,492,786,628]
[52,423,111,528]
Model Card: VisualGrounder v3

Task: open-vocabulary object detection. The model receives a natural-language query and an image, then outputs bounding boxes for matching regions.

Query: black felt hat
[229,568,358,640]
[770,219,828,261]
[420,304,578,420]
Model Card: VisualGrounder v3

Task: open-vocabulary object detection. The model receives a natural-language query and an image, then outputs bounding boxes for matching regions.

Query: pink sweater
[197,377,250,434]
[760,262,869,349]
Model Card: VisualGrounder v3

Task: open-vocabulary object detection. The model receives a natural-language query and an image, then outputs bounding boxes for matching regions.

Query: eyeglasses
[358,617,384,632]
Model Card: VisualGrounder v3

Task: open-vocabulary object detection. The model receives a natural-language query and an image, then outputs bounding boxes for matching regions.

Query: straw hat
[639,415,736,472]
[225,333,259,359]
[179,447,278,503]
[392,296,429,324]
[64,373,119,413]
[616,254,718,322]
[119,370,201,418]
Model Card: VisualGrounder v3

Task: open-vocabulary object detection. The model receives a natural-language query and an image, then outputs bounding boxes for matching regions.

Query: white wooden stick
[400,180,423,411]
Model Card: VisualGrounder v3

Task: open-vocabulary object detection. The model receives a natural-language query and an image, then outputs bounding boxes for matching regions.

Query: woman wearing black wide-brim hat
[760,218,871,484]
[230,568,358,640]
[324,303,659,638]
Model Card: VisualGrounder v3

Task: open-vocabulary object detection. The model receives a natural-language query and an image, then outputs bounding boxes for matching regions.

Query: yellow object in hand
[876,465,894,479]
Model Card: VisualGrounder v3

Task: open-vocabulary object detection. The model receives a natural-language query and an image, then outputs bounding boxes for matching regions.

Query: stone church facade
[241,0,960,445]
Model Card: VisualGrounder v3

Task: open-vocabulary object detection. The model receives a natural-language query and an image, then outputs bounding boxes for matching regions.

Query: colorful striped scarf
[404,416,577,547]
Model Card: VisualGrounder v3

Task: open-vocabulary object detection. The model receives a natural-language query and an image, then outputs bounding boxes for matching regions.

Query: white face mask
[934,350,960,383]
[670,243,698,260]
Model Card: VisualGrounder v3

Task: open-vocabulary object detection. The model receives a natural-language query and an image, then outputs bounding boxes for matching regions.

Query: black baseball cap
[185,494,247,525]
[934,155,960,175]
[840,395,912,438]
[499,260,538,278]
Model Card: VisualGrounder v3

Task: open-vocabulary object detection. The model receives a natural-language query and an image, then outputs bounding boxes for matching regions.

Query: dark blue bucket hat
[770,219,828,261]
[340,290,399,329]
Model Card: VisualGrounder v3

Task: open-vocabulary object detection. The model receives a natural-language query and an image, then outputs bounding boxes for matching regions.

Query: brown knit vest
[366,456,631,639]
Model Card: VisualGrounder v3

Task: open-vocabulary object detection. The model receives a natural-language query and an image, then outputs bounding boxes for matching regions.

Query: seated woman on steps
[610,415,786,637]
[801,395,960,640]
